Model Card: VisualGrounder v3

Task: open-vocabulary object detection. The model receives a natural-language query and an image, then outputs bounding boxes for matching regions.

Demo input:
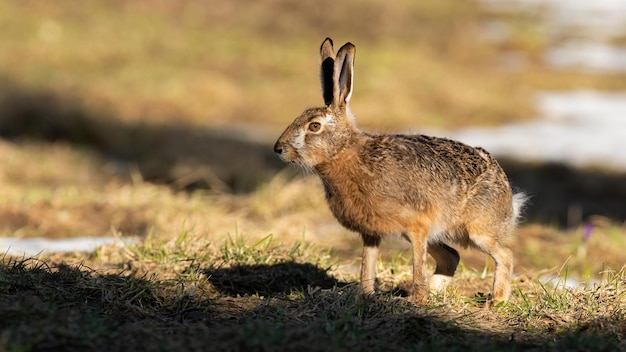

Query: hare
[274,38,526,303]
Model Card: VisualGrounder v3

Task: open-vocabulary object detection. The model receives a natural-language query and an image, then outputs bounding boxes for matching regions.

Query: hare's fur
[274,38,525,302]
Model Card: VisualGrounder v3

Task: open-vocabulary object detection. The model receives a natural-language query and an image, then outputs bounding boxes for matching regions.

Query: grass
[2,134,626,351]
[1,0,625,136]
[2,159,626,351]
[2,235,626,351]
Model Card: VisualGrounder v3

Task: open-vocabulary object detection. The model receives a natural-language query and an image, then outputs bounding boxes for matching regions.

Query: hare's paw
[407,291,427,305]
[491,282,512,302]
[407,282,429,305]
[429,274,453,293]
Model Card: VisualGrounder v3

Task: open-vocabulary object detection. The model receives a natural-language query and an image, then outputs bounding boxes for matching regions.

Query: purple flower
[582,223,593,242]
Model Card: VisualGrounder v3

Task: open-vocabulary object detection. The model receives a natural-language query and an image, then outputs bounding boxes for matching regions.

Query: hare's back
[362,134,498,182]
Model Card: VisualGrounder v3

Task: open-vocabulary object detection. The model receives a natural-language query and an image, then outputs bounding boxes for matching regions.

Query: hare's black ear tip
[337,42,356,54]
[323,37,333,46]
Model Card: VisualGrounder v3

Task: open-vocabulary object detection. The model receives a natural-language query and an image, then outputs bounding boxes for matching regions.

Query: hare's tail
[512,192,529,226]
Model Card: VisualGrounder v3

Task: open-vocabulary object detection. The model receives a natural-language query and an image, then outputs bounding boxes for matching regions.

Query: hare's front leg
[360,234,381,294]
[404,227,430,303]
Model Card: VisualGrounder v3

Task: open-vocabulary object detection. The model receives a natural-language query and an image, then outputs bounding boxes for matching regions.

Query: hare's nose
[274,142,283,155]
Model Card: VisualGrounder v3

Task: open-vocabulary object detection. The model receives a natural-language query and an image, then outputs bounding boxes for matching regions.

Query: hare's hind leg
[360,234,381,295]
[469,233,514,302]
[428,243,460,292]
[490,242,513,302]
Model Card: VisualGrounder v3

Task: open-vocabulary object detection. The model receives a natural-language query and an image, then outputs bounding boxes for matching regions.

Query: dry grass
[2,104,626,351]
[2,138,626,350]
[2,136,625,274]
[1,140,626,352]
[2,233,626,351]
[1,0,625,136]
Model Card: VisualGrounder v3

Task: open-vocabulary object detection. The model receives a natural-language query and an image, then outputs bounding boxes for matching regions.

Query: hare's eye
[308,122,322,132]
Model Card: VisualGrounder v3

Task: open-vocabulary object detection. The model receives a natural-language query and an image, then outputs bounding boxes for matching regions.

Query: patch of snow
[539,274,601,290]
[481,0,626,73]
[546,42,626,74]
[432,91,626,170]
[481,0,626,41]
[0,236,125,257]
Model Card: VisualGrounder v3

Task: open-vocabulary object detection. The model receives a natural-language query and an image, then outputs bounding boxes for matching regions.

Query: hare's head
[274,38,359,169]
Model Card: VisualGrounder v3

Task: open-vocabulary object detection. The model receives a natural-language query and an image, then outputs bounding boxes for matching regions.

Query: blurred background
[1,0,625,278]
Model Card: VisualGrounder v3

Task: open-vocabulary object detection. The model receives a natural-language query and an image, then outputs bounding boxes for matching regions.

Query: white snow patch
[539,275,601,290]
[481,0,626,40]
[481,0,626,73]
[430,91,626,170]
[546,42,626,74]
[0,236,126,257]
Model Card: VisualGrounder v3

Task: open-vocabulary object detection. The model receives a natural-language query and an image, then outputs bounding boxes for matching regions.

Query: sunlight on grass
[3,235,626,351]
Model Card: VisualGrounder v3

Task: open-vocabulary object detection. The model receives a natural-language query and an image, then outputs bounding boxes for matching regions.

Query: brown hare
[274,38,526,303]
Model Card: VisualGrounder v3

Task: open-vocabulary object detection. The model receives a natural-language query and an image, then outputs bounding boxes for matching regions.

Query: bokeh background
[1,0,626,280]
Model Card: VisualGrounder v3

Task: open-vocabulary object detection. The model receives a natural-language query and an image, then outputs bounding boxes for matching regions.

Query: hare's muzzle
[274,141,291,162]
[273,141,283,156]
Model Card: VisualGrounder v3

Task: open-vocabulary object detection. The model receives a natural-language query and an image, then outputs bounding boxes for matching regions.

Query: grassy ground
[2,140,626,351]
[2,234,626,351]
[1,0,625,134]
[2,0,626,350]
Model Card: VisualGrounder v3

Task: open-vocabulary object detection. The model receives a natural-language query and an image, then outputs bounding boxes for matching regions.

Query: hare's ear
[333,43,355,107]
[320,38,335,106]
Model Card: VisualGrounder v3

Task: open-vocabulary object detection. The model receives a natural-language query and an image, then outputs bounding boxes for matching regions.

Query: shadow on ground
[1,82,625,226]
[205,261,343,296]
[0,82,284,193]
[2,256,624,351]
[500,159,626,226]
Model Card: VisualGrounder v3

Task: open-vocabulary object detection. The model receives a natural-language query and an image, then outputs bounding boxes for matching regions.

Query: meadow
[2,0,626,350]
